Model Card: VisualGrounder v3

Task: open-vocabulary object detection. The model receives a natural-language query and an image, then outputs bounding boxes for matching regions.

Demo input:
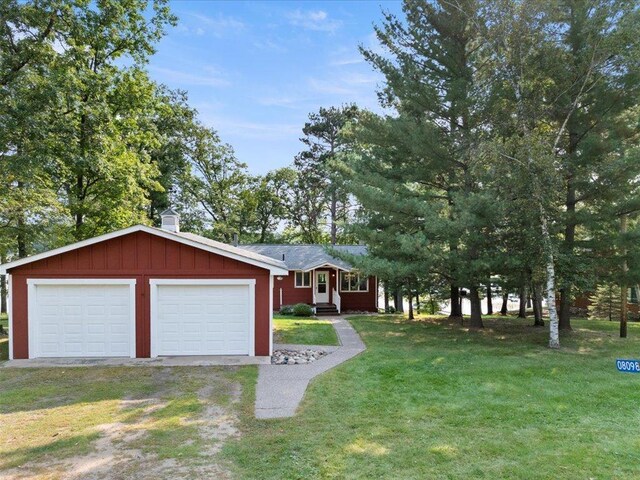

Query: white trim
[149,278,256,357]
[294,270,312,288]
[149,278,256,286]
[7,274,13,360]
[269,275,274,356]
[302,262,351,272]
[27,278,137,359]
[0,225,288,275]
[27,278,137,286]
[339,271,370,293]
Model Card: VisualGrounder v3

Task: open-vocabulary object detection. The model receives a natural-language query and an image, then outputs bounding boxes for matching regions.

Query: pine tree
[345,0,490,328]
[588,284,622,321]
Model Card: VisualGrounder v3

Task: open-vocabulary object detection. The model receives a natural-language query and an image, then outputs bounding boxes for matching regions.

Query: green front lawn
[225,315,640,479]
[273,315,339,346]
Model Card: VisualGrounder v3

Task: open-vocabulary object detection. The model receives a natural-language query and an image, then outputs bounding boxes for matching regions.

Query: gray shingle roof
[238,244,366,271]
[160,208,179,216]
[169,230,288,270]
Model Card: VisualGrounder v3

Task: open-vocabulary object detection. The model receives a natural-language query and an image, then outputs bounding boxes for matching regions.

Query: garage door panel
[154,283,252,356]
[31,283,134,358]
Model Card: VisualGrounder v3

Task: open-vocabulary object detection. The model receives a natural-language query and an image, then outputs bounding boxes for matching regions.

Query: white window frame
[339,272,369,293]
[149,278,256,358]
[26,278,137,359]
[294,270,311,288]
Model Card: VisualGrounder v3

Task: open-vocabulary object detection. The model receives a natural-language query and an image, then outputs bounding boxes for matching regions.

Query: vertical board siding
[9,231,272,358]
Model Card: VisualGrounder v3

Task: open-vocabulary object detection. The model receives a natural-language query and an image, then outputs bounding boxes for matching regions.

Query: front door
[315,270,329,303]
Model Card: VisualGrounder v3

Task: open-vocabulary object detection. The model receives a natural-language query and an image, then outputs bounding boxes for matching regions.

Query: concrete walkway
[255,316,366,419]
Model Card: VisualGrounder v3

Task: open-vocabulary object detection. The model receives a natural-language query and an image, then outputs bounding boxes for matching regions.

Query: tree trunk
[486,282,493,315]
[541,215,560,349]
[383,282,390,313]
[500,291,508,316]
[394,287,404,314]
[620,215,628,338]
[0,253,6,314]
[75,174,84,237]
[408,290,414,320]
[518,285,527,318]
[449,284,462,319]
[330,190,337,245]
[415,291,420,315]
[609,285,614,321]
[559,288,573,330]
[468,286,483,328]
[532,283,544,326]
[16,181,27,258]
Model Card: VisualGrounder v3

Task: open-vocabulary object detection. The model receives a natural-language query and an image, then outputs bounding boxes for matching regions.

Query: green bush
[279,305,294,315]
[292,303,313,317]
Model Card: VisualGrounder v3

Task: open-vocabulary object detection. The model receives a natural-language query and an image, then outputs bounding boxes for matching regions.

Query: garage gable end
[0,226,288,275]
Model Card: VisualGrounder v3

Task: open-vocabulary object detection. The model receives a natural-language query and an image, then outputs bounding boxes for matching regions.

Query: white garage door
[29,281,136,358]
[152,281,254,356]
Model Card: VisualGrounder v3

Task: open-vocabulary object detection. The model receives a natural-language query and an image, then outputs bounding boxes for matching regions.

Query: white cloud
[286,9,342,32]
[185,12,246,37]
[330,56,364,67]
[201,116,300,141]
[253,39,286,52]
[308,71,379,95]
[149,66,231,88]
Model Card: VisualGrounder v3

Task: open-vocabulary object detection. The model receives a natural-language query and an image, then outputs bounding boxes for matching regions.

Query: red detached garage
[0,211,288,360]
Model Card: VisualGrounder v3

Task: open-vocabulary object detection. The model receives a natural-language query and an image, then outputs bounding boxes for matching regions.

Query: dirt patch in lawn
[0,367,243,480]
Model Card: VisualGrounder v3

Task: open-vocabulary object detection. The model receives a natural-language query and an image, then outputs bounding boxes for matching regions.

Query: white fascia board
[0,225,289,275]
[302,262,351,272]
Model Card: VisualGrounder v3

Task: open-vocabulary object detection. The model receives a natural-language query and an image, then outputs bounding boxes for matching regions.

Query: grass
[273,315,339,346]
[224,314,640,479]
[0,365,248,477]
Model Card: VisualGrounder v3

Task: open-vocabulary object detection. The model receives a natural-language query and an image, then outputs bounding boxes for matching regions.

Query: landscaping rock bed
[272,349,327,365]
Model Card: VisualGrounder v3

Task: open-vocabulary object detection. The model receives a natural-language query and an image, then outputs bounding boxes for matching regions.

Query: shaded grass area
[0,366,248,476]
[273,315,339,346]
[225,315,640,479]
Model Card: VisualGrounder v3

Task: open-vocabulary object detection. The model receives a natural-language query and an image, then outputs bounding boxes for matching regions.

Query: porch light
[276,276,283,281]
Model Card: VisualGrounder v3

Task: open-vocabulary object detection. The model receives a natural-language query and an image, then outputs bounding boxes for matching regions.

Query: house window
[340,272,368,292]
[295,271,311,288]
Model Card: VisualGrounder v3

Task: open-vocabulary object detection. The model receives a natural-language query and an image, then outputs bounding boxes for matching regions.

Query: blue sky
[148,1,403,175]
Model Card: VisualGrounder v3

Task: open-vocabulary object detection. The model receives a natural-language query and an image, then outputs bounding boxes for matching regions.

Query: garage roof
[238,244,367,272]
[0,225,289,275]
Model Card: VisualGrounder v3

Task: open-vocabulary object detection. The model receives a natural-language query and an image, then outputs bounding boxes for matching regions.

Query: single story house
[0,210,375,361]
[239,244,378,315]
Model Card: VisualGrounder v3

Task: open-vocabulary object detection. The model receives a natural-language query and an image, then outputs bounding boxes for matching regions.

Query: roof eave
[0,225,289,276]
[300,262,352,272]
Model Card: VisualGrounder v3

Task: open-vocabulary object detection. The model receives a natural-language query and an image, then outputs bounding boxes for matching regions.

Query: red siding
[273,272,313,308]
[8,231,271,359]
[340,275,378,312]
[273,269,377,312]
[574,293,639,315]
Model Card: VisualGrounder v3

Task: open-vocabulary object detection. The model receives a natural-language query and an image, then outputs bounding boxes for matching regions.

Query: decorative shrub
[386,306,396,314]
[279,305,294,315]
[292,303,313,317]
